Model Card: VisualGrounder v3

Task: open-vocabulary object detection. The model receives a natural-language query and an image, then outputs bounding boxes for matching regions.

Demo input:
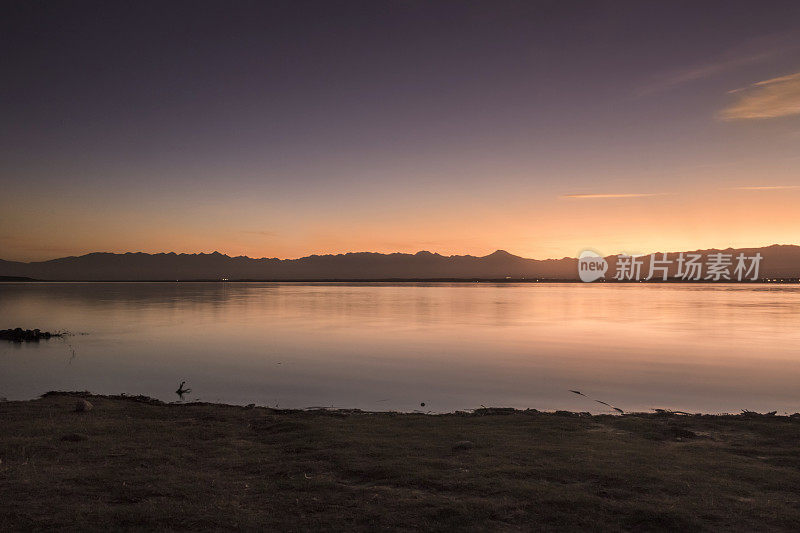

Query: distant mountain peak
[487,249,515,257]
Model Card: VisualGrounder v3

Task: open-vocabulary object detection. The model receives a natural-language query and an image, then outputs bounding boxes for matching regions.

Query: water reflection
[1,282,799,413]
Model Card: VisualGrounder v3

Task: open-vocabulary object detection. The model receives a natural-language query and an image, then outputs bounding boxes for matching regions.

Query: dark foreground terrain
[2,393,800,531]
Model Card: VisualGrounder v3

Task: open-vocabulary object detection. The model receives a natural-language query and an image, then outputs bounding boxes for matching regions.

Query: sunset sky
[2,0,800,262]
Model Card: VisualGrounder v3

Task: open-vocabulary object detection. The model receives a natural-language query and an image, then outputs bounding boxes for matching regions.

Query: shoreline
[4,392,800,530]
[32,391,800,418]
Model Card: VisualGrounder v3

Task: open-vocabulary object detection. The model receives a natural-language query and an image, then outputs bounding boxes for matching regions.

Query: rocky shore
[0,328,62,342]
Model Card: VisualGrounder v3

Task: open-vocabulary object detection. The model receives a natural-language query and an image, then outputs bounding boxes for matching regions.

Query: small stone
[61,433,88,442]
[452,440,474,451]
[75,399,93,412]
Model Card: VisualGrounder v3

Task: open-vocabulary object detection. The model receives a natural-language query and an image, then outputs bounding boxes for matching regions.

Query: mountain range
[0,245,798,281]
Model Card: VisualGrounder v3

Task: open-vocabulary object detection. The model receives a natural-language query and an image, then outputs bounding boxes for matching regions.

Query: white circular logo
[578,250,607,282]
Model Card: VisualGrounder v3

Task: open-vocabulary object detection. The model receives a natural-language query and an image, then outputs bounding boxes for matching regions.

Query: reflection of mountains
[0,283,543,326]
[0,245,798,281]
[0,282,242,309]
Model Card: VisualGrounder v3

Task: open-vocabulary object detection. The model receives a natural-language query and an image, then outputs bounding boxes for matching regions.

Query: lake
[2,282,799,413]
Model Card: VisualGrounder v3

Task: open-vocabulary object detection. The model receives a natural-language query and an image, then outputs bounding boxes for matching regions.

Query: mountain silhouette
[0,245,797,281]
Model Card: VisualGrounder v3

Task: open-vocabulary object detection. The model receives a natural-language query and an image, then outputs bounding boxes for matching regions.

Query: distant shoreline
[3,245,798,282]
[2,278,799,283]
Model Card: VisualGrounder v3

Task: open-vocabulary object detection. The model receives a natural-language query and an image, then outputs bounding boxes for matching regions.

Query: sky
[2,0,800,262]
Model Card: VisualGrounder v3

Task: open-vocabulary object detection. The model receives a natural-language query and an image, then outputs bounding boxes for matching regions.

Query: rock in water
[0,328,57,342]
[75,399,93,412]
[452,440,474,451]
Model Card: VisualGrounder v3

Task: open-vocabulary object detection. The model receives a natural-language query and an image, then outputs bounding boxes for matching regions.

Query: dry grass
[2,393,800,531]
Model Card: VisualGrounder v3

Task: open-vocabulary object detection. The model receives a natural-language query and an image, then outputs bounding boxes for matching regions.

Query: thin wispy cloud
[637,51,777,95]
[720,71,800,120]
[561,193,668,200]
[729,185,800,190]
[636,33,799,96]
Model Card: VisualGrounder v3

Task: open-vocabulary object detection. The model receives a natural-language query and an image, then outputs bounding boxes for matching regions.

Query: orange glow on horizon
[3,184,799,262]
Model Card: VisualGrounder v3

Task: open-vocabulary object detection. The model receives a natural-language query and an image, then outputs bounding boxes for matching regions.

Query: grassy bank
[2,393,800,531]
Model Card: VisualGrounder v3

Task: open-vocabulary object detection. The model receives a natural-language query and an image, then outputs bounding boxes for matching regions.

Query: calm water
[2,282,800,413]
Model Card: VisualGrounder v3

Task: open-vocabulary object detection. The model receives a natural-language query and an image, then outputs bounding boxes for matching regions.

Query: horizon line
[2,243,797,265]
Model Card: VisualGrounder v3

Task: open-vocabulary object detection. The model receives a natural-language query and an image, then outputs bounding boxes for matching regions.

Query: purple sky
[3,1,800,261]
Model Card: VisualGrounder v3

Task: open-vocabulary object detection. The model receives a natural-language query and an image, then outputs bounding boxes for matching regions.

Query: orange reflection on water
[1,282,800,413]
